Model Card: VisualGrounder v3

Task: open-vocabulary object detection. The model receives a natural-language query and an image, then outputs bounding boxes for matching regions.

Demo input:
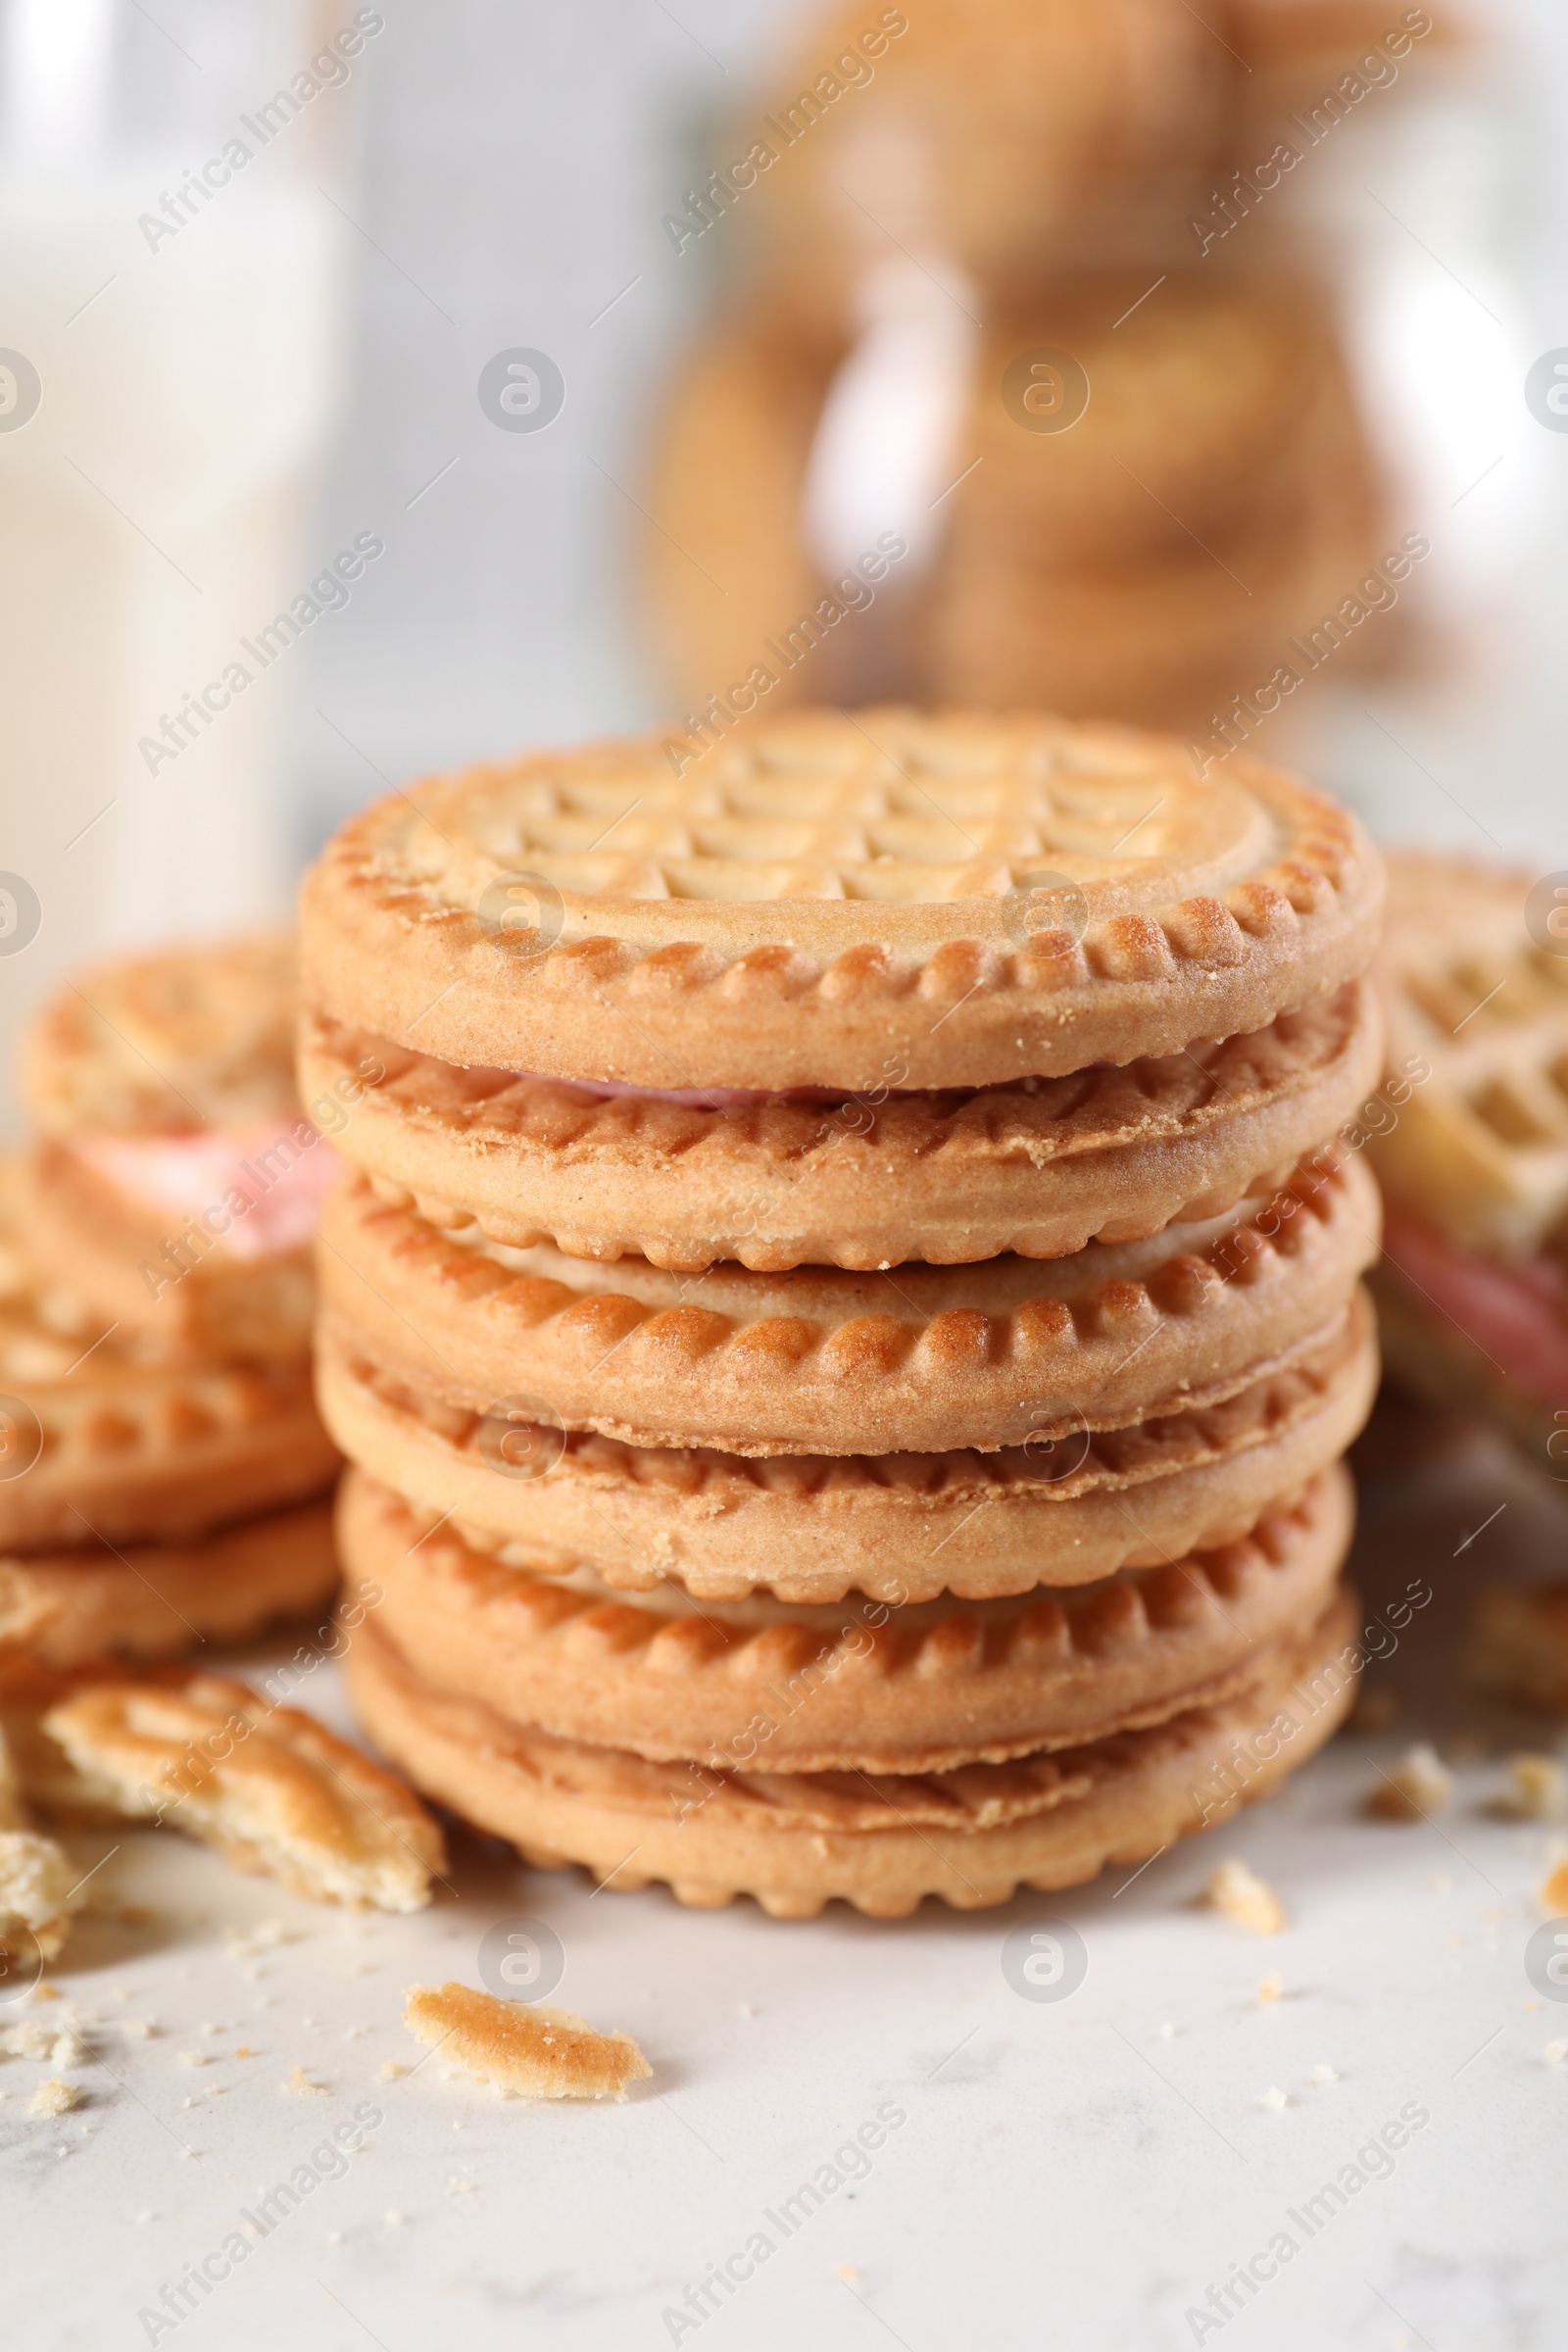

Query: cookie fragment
[1205,1858,1285,1936]
[403,1981,650,2101]
[1366,1743,1454,1821]
[0,1831,80,1965]
[39,1674,445,1912]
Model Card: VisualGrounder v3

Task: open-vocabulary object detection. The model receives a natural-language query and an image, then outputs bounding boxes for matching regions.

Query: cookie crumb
[27,2078,79,2118]
[1545,2040,1567,2066]
[1257,1975,1283,2004]
[1539,1860,1568,1914]
[1366,1742,1453,1820]
[1205,1859,1285,1936]
[1259,2084,1288,2110]
[283,2065,327,2096]
[1495,1756,1568,1823]
[403,1983,651,2101]
[1312,2063,1339,2085]
[379,2060,407,2081]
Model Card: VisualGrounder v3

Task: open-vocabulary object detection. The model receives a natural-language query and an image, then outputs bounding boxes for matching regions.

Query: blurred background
[0,0,1563,1121]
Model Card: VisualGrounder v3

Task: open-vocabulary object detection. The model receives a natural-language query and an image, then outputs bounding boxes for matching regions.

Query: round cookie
[301,979,1380,1273]
[340,1464,1351,1775]
[0,1173,339,1550]
[317,1289,1377,1601]
[342,1590,1358,1917]
[925,465,1390,735]
[297,708,1384,1093]
[16,1145,316,1363]
[316,1148,1380,1456]
[0,1499,340,1667]
[17,935,341,1356]
[21,932,301,1137]
[1367,850,1568,1261]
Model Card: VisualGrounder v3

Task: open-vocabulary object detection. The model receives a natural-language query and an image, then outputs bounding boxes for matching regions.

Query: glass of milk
[0,0,372,1117]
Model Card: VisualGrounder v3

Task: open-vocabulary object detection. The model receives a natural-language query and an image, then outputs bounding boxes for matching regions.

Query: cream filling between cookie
[73,1123,338,1260]
[1380,1210,1568,1402]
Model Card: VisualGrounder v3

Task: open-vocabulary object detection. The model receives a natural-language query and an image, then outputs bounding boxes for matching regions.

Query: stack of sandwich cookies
[1,939,344,1665]
[302,707,1384,1916]
[642,0,1437,729]
[1364,852,1568,1480]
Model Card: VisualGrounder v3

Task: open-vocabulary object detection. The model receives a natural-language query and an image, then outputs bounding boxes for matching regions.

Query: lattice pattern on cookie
[301,710,1380,1090]
[1372,852,1568,1256]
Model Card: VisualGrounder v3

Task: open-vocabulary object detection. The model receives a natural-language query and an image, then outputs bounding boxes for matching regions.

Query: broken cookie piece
[1366,1742,1454,1821]
[39,1674,445,1912]
[403,1981,651,2101]
[1205,1857,1286,1936]
[0,1829,80,1966]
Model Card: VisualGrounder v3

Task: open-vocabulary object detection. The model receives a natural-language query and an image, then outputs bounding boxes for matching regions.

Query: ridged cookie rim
[340,1466,1352,1774]
[301,980,1382,1272]
[298,709,1384,1089]
[341,1592,1358,1916]
[0,1498,340,1667]
[316,1149,1380,1456]
[317,1293,1377,1599]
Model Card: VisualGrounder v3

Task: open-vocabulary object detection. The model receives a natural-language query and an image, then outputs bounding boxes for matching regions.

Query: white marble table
[5,1417,1565,2352]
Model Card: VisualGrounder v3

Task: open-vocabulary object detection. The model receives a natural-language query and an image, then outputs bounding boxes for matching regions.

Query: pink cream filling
[1381,1211,1568,1402]
[73,1121,339,1260]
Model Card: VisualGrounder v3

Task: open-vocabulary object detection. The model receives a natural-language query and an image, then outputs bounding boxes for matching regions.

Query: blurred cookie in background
[0,935,350,1668]
[1365,852,1568,1492]
[16,933,368,1362]
[644,273,1392,729]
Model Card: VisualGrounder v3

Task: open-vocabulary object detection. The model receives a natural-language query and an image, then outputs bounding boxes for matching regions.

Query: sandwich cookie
[1364,852,1568,1476]
[318,1288,1377,1601]
[316,1149,1380,1456]
[340,1463,1352,1775]
[0,1499,339,1668]
[17,934,358,1357]
[0,1164,337,1550]
[298,708,1383,1094]
[300,977,1382,1273]
[342,1590,1358,1917]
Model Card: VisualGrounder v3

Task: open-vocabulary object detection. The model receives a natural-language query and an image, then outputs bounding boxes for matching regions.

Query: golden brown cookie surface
[300,979,1380,1273]
[317,1291,1376,1600]
[342,1591,1358,1917]
[341,1464,1351,1775]
[317,1149,1379,1456]
[298,709,1383,1092]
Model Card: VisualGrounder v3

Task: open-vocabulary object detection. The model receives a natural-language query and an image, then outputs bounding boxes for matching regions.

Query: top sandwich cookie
[299,708,1382,1092]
